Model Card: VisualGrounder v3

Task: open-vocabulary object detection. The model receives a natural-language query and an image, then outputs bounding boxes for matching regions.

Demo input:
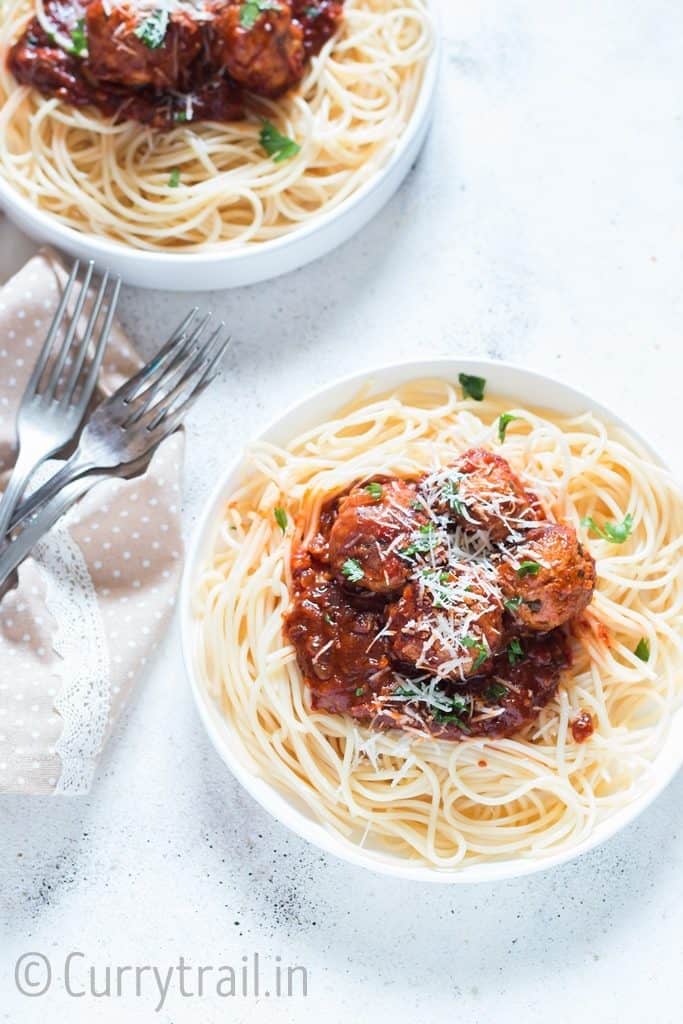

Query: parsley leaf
[504,596,522,612]
[259,119,301,162]
[342,558,364,583]
[168,167,181,188]
[69,18,87,56]
[462,635,489,670]
[517,560,541,578]
[401,523,437,559]
[581,513,634,544]
[442,479,465,516]
[433,710,471,731]
[323,612,335,626]
[364,482,383,500]
[634,638,650,662]
[508,637,524,665]
[305,4,321,15]
[240,0,281,29]
[459,372,486,401]
[134,8,169,49]
[274,506,287,533]
[498,412,518,442]
[433,694,472,730]
[485,682,508,701]
[174,111,188,123]
[354,687,364,697]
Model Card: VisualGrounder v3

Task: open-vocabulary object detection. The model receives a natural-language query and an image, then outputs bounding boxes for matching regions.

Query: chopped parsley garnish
[508,638,524,665]
[486,682,508,701]
[421,569,453,607]
[305,4,321,15]
[134,8,169,49]
[462,635,489,670]
[634,638,650,662]
[393,688,472,731]
[517,560,541,578]
[323,612,335,626]
[504,596,522,612]
[364,482,383,500]
[581,513,634,544]
[174,111,188,123]
[443,479,465,516]
[401,523,438,559]
[459,372,486,402]
[259,119,301,162]
[239,0,281,29]
[498,412,518,442]
[354,687,364,697]
[69,18,87,56]
[274,506,288,533]
[341,558,364,583]
[433,709,471,731]
[168,167,181,188]
[432,694,472,730]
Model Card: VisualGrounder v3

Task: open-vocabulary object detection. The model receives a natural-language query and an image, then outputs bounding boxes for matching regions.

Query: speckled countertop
[2,1,683,1021]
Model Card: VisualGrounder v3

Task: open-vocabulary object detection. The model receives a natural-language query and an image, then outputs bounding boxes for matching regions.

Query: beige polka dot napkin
[0,249,184,794]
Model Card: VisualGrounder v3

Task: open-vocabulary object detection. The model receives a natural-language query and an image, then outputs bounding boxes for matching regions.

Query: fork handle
[9,452,94,533]
[0,473,102,587]
[0,449,42,542]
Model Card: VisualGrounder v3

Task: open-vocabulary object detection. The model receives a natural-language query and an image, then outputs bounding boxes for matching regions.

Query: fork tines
[30,259,121,406]
[121,312,230,435]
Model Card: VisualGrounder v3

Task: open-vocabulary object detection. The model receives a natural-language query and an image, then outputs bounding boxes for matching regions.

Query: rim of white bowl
[180,358,683,883]
[0,7,440,267]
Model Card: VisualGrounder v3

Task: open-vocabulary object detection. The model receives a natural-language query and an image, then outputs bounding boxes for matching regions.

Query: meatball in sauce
[328,479,426,595]
[388,565,504,680]
[422,447,543,542]
[498,524,596,632]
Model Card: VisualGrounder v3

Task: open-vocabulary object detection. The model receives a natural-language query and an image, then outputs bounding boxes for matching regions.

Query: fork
[0,259,120,540]
[9,308,229,533]
[0,448,160,599]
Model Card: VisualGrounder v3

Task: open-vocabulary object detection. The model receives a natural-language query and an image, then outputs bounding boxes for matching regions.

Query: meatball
[209,1,305,97]
[498,524,596,632]
[388,566,504,679]
[423,448,542,542]
[86,1,202,90]
[328,479,425,594]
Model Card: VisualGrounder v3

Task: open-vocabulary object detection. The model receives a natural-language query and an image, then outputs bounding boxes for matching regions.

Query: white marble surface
[2,1,683,1020]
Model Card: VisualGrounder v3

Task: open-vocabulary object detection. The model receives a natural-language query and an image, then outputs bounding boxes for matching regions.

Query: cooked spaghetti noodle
[0,0,433,251]
[192,379,683,868]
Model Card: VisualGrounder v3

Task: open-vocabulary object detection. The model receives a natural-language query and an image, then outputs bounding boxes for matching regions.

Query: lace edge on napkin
[34,524,111,794]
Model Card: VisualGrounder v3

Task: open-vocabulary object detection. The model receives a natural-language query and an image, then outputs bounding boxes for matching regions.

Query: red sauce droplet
[571,710,594,743]
[478,759,487,768]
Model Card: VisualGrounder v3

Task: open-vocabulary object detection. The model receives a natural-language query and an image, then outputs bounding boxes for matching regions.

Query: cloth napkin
[0,249,184,794]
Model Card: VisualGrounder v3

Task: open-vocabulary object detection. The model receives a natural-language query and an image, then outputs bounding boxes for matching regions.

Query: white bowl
[0,21,439,291]
[180,359,683,883]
